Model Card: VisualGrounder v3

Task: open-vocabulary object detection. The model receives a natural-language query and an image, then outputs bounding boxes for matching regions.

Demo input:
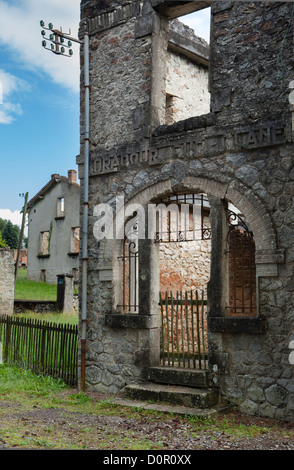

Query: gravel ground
[1,392,294,451]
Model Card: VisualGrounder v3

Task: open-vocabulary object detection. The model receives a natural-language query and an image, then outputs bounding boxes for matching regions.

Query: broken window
[38,231,50,256]
[57,197,65,218]
[164,9,211,125]
[70,227,80,254]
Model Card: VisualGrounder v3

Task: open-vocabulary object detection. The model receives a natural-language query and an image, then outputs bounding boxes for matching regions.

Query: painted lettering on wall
[90,120,288,176]
[92,148,159,175]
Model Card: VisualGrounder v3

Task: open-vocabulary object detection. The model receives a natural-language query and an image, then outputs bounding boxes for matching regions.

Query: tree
[0,218,6,234]
[0,232,7,248]
[2,220,20,249]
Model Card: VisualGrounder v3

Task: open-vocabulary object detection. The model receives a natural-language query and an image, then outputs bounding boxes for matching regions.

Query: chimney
[68,169,77,184]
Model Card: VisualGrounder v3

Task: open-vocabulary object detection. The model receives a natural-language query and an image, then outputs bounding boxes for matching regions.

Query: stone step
[112,397,222,419]
[122,382,219,409]
[148,366,209,388]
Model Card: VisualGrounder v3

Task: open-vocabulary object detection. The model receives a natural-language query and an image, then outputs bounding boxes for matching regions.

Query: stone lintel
[151,0,211,19]
[105,313,160,329]
[208,317,267,334]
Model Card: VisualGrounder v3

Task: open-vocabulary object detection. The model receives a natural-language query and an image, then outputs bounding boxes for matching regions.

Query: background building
[27,170,80,284]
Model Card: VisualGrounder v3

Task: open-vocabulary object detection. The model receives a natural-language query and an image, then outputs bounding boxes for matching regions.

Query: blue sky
[0,0,210,227]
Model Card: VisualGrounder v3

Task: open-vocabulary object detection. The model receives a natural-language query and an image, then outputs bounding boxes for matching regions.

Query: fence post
[63,275,74,314]
[56,275,65,311]
[4,316,12,362]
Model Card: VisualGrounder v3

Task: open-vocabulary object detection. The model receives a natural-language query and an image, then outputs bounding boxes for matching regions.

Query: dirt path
[1,393,294,451]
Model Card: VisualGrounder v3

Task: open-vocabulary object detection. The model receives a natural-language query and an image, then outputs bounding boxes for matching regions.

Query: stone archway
[110,174,282,375]
[121,174,281,280]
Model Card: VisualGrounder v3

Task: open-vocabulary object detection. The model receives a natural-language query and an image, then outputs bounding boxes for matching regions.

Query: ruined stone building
[77,1,294,422]
[27,170,80,284]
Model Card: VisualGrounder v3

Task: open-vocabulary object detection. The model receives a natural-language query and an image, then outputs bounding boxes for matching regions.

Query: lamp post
[40,20,90,391]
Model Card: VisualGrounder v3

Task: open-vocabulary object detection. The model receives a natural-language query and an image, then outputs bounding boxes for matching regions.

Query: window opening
[57,197,65,218]
[155,193,211,243]
[226,209,257,316]
[164,8,211,125]
[165,93,175,126]
[38,231,50,256]
[117,221,139,313]
[180,8,211,44]
[71,227,80,254]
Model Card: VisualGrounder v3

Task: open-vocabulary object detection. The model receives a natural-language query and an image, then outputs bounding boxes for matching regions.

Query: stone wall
[0,249,14,316]
[78,0,294,421]
[160,239,211,294]
[210,1,294,122]
[165,20,210,124]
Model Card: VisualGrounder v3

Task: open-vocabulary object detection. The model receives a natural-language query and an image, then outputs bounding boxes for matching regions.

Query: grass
[0,364,293,450]
[15,268,57,301]
[18,310,78,325]
[13,268,78,324]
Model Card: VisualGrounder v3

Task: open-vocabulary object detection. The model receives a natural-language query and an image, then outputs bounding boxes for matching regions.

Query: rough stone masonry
[0,249,14,316]
[77,1,294,422]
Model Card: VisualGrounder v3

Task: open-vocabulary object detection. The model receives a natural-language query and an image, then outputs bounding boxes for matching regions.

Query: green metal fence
[0,315,78,386]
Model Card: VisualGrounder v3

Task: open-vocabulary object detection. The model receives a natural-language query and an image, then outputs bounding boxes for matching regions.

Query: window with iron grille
[117,218,139,313]
[154,193,211,243]
[226,210,256,316]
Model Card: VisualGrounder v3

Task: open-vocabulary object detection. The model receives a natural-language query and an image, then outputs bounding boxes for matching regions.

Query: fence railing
[160,290,208,370]
[0,315,78,386]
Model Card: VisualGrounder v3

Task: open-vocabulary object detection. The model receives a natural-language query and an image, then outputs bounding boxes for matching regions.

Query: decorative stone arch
[109,172,284,351]
[117,174,283,280]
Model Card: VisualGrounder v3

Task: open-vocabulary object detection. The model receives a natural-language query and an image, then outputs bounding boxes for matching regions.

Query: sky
[0,0,210,227]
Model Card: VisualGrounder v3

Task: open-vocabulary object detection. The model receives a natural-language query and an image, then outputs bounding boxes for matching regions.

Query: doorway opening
[116,192,257,369]
[156,193,211,369]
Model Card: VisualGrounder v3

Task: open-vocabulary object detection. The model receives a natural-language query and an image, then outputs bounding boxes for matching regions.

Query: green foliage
[0,218,6,233]
[0,363,68,396]
[1,219,20,249]
[0,232,8,248]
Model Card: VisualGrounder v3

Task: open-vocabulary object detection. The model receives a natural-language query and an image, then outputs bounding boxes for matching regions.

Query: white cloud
[0,0,80,93]
[0,209,23,227]
[0,69,30,123]
[181,8,211,43]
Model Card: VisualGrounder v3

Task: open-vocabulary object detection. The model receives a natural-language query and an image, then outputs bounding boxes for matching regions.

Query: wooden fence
[160,290,208,370]
[0,315,78,386]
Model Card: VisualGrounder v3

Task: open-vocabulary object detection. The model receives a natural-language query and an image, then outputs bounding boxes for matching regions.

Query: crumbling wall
[78,0,294,422]
[0,249,14,316]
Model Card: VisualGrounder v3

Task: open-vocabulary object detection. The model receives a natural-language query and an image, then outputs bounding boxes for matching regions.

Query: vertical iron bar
[191,290,196,369]
[195,290,201,369]
[201,291,207,369]
[180,290,184,367]
[176,291,180,367]
[185,291,189,368]
[171,291,174,366]
[122,240,126,311]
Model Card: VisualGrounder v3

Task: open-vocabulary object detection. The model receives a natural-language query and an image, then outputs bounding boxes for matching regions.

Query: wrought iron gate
[159,290,208,370]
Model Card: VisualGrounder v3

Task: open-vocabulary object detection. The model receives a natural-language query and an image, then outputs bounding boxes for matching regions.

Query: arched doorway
[111,175,278,385]
[155,193,211,370]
